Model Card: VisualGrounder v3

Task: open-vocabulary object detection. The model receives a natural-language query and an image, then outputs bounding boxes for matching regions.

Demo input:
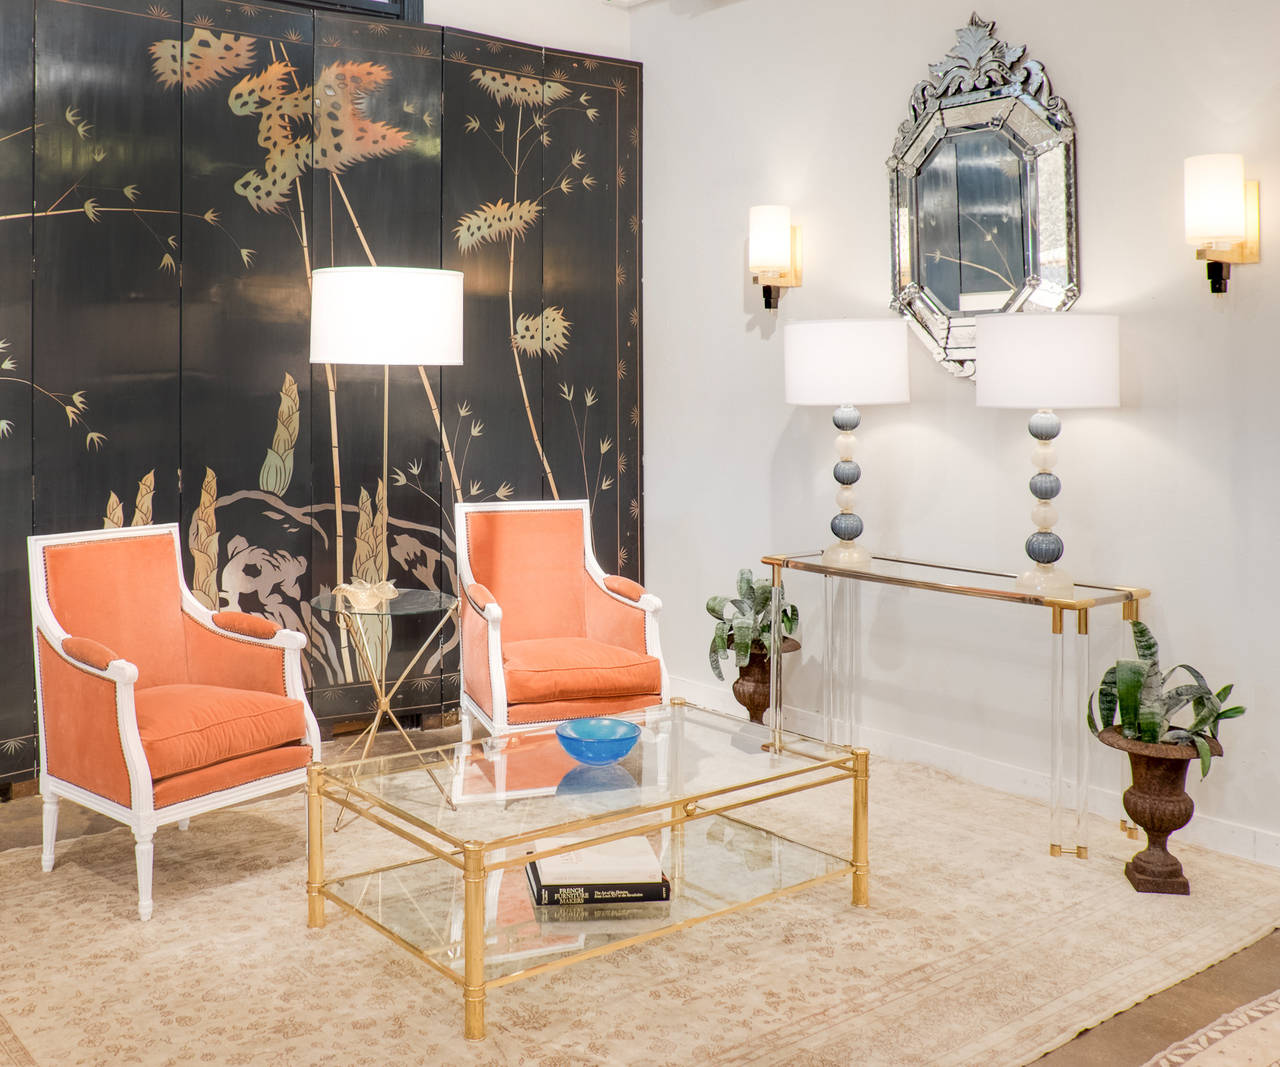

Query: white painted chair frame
[454,499,668,739]
[28,523,322,920]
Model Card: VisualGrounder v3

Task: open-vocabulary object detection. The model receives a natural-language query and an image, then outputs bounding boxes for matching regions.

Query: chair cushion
[134,684,308,781]
[502,637,661,704]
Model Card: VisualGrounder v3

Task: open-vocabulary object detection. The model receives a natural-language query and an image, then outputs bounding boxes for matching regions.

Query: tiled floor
[3,728,1277,1066]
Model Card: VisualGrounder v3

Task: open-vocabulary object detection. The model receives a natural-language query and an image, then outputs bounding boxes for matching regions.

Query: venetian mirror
[888,13,1078,378]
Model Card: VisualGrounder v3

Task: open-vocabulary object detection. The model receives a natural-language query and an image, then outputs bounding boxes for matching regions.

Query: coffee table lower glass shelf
[306,700,869,1040]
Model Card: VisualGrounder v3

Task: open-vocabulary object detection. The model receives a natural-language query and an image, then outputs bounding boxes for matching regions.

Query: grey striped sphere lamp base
[783,319,910,569]
[975,313,1120,600]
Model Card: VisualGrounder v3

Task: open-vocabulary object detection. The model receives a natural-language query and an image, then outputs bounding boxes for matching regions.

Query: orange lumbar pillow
[212,612,280,639]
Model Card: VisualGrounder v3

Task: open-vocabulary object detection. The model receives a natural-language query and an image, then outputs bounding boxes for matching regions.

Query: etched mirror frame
[888,13,1078,378]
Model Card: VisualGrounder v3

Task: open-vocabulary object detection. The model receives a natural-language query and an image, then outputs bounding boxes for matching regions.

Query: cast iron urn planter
[1098,725,1222,895]
[731,636,799,725]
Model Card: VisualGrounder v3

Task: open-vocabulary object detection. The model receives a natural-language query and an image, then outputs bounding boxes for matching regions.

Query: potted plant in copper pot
[1088,620,1245,895]
[707,569,799,725]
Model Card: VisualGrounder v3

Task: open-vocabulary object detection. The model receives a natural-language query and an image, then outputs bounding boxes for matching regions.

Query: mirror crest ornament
[889,13,1079,378]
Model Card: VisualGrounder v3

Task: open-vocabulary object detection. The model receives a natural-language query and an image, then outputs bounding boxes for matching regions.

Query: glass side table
[311,587,458,808]
[761,551,1150,859]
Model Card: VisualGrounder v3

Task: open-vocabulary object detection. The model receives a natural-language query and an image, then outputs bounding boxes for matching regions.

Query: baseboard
[668,674,1280,870]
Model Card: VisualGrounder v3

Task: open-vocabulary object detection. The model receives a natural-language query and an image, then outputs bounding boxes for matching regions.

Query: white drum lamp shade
[975,312,1120,598]
[310,266,464,367]
[784,319,910,406]
[1184,153,1246,247]
[783,318,910,569]
[975,313,1119,410]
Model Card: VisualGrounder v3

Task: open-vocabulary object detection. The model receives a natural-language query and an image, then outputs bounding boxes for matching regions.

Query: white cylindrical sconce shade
[748,205,792,273]
[310,266,464,366]
[783,319,910,406]
[975,313,1119,409]
[1184,153,1246,247]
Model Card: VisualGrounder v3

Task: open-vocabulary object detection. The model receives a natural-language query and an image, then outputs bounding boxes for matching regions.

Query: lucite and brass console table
[761,551,1149,858]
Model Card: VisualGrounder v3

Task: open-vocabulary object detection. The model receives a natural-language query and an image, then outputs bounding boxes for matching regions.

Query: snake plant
[1088,619,1245,777]
[706,568,799,681]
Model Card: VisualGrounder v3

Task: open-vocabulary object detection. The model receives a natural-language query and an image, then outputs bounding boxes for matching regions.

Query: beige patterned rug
[1141,986,1280,1066]
[2,757,1279,1066]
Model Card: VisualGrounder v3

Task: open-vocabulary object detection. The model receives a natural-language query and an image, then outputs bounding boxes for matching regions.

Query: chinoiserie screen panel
[540,47,643,581]
[177,0,317,695]
[0,0,35,784]
[0,0,643,766]
[306,15,449,726]
[32,0,182,537]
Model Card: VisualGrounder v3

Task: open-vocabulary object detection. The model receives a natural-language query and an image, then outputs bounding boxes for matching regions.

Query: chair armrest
[604,575,646,602]
[212,611,281,640]
[55,634,139,684]
[464,582,502,621]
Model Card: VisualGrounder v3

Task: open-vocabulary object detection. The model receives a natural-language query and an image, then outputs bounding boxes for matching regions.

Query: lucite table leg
[1048,607,1066,856]
[769,563,784,751]
[825,576,859,747]
[1073,610,1091,858]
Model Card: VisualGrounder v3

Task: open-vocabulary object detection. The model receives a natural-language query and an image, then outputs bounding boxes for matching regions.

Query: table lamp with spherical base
[784,319,910,568]
[975,313,1120,599]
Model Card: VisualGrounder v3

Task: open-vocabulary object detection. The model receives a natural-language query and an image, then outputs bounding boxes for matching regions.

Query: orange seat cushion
[134,684,308,781]
[502,637,661,704]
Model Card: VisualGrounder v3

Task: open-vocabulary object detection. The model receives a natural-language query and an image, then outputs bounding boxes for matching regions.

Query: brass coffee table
[306,699,868,1040]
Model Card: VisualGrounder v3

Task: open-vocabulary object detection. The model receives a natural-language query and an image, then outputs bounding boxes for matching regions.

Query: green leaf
[732,613,753,666]
[1115,660,1145,737]
[706,595,732,621]
[1130,620,1159,668]
[708,619,729,680]
[1136,662,1165,743]
[1093,664,1117,733]
[1215,683,1234,703]
[736,568,753,601]
[1189,733,1213,778]
[751,579,772,616]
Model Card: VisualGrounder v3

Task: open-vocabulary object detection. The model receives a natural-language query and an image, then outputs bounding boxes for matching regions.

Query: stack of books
[526,835,670,907]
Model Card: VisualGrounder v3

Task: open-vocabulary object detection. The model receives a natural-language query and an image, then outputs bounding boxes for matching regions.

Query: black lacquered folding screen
[0,0,643,779]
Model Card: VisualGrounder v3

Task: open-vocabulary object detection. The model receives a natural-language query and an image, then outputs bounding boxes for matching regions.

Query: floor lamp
[310,265,464,692]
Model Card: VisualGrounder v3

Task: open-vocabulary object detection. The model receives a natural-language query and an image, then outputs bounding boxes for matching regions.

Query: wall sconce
[1184,154,1260,294]
[748,204,802,311]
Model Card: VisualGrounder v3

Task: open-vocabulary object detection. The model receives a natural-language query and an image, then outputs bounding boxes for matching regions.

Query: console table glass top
[760,551,1149,612]
[306,701,868,1040]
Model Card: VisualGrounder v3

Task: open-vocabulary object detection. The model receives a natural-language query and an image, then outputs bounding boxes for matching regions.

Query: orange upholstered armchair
[455,500,667,737]
[28,524,321,920]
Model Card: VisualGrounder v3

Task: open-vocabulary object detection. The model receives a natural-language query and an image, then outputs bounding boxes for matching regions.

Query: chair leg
[41,794,59,873]
[177,818,190,831]
[460,708,473,742]
[134,831,155,921]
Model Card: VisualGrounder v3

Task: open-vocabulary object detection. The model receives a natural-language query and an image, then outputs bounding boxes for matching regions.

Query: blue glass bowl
[555,717,641,766]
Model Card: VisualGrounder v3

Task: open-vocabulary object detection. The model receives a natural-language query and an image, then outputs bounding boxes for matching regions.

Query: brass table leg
[462,841,486,1040]
[851,748,869,908]
[306,763,326,928]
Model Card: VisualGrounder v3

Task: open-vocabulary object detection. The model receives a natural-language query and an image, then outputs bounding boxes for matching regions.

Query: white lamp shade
[310,266,464,366]
[974,313,1119,409]
[1184,154,1246,246]
[783,319,910,406]
[748,205,792,273]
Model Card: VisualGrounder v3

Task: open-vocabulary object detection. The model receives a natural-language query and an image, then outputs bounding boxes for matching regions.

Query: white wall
[631,1,1280,863]
[418,0,630,58]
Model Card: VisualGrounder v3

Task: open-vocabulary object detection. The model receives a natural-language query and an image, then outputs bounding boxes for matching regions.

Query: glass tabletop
[762,550,1149,610]
[325,702,848,836]
[310,586,456,617]
[318,703,855,983]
